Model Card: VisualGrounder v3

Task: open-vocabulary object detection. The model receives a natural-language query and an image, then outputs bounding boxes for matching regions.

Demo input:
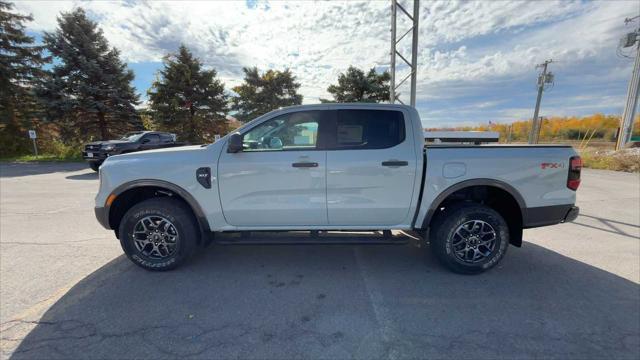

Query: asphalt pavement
[0,162,638,359]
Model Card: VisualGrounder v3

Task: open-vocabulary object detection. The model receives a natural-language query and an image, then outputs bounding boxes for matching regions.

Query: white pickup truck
[95,104,581,274]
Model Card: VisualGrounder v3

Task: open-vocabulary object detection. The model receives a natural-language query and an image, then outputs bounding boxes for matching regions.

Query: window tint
[334,110,405,149]
[144,134,160,144]
[242,111,323,151]
[159,133,174,143]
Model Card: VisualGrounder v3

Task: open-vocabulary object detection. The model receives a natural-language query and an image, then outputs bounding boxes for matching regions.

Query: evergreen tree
[41,8,140,141]
[231,67,302,122]
[148,45,228,144]
[0,1,48,156]
[321,66,391,103]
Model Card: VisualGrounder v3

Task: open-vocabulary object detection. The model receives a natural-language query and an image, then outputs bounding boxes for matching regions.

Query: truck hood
[113,144,206,159]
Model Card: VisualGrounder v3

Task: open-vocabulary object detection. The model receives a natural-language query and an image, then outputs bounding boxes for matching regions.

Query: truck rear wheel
[118,197,198,271]
[430,204,509,274]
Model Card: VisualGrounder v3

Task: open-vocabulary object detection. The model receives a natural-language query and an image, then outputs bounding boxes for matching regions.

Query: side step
[213,230,412,246]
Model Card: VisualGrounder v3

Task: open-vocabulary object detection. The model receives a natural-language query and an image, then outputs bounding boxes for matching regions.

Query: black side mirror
[141,138,150,144]
[227,133,243,153]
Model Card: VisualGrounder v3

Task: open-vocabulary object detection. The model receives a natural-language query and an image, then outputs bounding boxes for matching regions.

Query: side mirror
[227,133,243,153]
[141,138,150,144]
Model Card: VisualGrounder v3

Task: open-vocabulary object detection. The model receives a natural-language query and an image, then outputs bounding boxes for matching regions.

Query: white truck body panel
[96,103,578,234]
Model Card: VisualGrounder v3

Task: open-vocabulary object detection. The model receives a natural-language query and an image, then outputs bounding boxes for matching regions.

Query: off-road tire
[119,197,198,271]
[430,203,509,274]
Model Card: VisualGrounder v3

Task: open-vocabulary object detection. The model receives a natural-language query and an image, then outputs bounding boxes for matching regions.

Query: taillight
[567,156,582,190]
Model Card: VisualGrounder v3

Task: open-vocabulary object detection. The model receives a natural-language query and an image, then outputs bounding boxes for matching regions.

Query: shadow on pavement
[6,241,640,359]
[572,214,640,239]
[0,162,89,178]
[65,172,99,181]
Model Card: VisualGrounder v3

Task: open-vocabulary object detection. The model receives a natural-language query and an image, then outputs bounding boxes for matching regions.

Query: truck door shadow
[5,242,639,359]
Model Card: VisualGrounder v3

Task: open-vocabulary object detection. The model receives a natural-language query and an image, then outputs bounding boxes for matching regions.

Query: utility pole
[529,59,554,144]
[616,16,640,150]
[389,0,419,107]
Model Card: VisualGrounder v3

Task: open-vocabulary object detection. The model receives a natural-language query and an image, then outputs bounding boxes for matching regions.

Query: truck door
[217,110,330,227]
[326,109,417,226]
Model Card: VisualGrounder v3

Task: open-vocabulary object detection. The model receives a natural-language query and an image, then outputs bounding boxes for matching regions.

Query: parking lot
[0,162,638,359]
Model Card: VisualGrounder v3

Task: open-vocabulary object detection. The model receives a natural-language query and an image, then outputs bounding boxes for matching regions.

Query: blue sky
[14,0,640,127]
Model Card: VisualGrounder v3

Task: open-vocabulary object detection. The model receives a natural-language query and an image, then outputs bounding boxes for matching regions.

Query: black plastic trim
[94,206,109,229]
[419,178,527,230]
[524,204,576,228]
[196,167,212,189]
[101,179,211,235]
[564,206,580,223]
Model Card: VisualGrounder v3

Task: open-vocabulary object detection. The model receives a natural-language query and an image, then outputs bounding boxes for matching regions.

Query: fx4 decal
[541,162,565,169]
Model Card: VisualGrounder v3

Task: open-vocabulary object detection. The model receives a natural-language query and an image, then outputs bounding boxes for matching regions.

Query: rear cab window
[331,109,405,150]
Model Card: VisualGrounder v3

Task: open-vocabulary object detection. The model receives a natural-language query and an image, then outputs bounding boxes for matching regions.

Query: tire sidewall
[437,205,509,273]
[119,200,196,271]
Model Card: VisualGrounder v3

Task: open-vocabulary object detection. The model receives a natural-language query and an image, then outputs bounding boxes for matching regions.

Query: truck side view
[94,104,581,274]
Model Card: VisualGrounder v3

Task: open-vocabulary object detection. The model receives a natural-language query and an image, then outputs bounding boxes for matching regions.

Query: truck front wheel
[430,204,509,274]
[89,162,101,172]
[118,198,198,271]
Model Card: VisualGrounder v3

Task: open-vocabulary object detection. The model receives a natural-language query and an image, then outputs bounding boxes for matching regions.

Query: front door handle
[382,160,408,167]
[292,162,318,168]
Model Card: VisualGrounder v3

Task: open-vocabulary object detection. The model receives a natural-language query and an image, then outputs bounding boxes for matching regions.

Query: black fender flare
[107,179,211,237]
[420,178,526,230]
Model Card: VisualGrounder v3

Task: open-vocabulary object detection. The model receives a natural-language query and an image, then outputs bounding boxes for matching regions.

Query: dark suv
[83,131,184,171]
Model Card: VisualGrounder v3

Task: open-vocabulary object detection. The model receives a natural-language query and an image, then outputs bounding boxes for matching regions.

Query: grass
[579,148,640,173]
[0,153,83,162]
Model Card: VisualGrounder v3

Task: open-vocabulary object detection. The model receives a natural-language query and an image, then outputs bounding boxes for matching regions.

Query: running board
[215,238,410,245]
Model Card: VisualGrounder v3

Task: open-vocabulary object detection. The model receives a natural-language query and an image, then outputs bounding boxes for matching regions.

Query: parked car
[93,104,581,273]
[82,131,185,171]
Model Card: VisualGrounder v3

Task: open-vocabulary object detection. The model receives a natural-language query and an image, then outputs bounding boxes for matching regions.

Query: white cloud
[12,0,639,125]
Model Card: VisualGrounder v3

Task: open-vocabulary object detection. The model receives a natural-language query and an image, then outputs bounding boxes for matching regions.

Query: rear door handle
[381,160,408,167]
[292,162,318,168]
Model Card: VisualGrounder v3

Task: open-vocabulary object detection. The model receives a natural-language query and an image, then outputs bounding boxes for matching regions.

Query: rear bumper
[563,206,579,223]
[94,206,111,229]
[524,204,579,228]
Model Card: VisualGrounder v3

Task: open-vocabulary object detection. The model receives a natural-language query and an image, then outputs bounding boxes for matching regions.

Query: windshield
[120,132,144,141]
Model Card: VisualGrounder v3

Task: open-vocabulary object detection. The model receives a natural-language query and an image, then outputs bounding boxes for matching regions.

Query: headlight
[103,144,115,151]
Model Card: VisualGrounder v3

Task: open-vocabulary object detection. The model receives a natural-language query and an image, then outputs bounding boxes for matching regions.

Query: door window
[159,133,174,143]
[242,111,324,151]
[143,134,160,144]
[333,110,405,149]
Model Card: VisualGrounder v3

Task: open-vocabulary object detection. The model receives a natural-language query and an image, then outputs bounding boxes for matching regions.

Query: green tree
[321,66,391,103]
[148,45,228,144]
[231,67,302,122]
[0,1,48,156]
[40,8,140,141]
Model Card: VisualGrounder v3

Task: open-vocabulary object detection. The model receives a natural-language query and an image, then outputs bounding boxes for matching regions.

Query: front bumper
[94,206,111,229]
[83,150,110,161]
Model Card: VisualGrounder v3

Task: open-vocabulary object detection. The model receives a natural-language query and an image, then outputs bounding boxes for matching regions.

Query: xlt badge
[196,167,211,189]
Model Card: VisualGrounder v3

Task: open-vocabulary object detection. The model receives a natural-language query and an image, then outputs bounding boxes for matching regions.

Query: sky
[12,0,640,127]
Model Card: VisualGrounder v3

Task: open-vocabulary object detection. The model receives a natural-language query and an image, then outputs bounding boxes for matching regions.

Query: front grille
[85,145,101,151]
